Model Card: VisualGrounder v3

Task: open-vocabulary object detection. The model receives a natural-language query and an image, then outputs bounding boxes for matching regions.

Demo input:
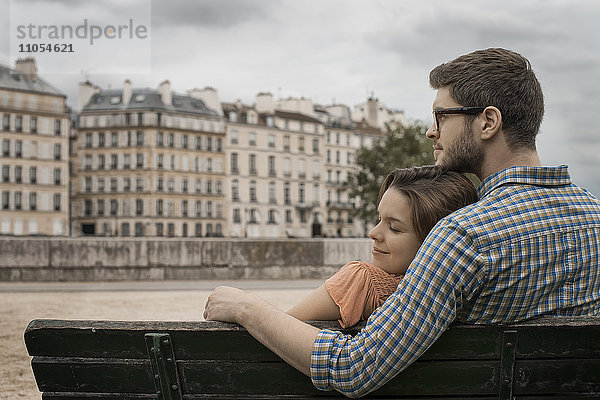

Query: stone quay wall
[0,237,372,281]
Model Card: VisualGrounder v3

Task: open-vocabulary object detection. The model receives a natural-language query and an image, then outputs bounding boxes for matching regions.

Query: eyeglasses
[432,106,487,132]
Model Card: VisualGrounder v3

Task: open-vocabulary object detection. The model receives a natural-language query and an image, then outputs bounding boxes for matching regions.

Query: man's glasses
[432,106,487,132]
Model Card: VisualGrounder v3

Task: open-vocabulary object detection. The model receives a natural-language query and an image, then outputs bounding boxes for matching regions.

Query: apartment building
[224,93,325,238]
[0,58,70,236]
[72,81,226,237]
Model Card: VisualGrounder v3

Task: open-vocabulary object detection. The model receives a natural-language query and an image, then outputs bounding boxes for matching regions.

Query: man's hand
[204,286,261,323]
[203,285,319,377]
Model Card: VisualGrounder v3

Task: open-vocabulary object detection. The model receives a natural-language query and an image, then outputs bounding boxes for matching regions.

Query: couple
[204,48,600,398]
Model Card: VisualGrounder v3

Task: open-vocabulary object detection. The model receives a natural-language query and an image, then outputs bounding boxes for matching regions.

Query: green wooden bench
[25,316,600,399]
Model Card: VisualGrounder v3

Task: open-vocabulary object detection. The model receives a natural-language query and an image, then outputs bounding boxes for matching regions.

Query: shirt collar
[477,165,572,199]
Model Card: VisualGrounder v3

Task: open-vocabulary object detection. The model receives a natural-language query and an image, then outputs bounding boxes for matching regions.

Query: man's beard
[438,121,484,176]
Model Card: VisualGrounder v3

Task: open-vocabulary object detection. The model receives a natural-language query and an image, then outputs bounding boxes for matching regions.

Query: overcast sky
[1,0,599,196]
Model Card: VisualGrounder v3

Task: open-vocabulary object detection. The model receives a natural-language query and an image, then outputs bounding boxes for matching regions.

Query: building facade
[71,80,227,237]
[0,58,70,236]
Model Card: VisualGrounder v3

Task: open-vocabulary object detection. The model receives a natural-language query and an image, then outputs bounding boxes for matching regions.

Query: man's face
[426,88,484,175]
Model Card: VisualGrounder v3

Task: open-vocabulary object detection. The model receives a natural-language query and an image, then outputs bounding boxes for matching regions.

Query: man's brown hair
[378,166,478,242]
[429,48,544,149]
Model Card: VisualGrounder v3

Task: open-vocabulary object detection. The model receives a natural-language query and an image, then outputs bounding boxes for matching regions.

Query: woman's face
[368,188,422,275]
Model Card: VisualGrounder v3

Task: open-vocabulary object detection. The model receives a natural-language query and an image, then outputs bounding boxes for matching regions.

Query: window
[134,222,144,237]
[167,179,174,192]
[54,119,61,135]
[269,182,276,204]
[156,199,163,216]
[231,153,238,174]
[136,153,143,168]
[286,210,292,223]
[268,134,275,148]
[137,113,143,126]
[181,200,188,217]
[233,208,241,223]
[111,132,118,147]
[299,183,305,204]
[84,199,92,216]
[29,192,36,210]
[347,152,352,164]
[16,116,22,132]
[15,140,22,157]
[268,210,276,224]
[98,154,105,169]
[249,209,257,224]
[205,180,212,194]
[54,144,61,160]
[249,154,256,175]
[136,177,144,191]
[97,199,104,216]
[336,150,340,164]
[284,182,290,205]
[110,200,118,216]
[136,199,143,216]
[53,193,61,211]
[206,137,212,151]
[111,178,117,192]
[113,154,120,169]
[230,130,238,144]
[123,154,131,169]
[30,117,37,133]
[171,155,175,170]
[182,223,188,237]
[98,178,105,192]
[85,177,92,192]
[229,111,237,122]
[216,138,222,152]
[196,200,202,217]
[122,223,130,237]
[182,179,188,193]
[15,166,22,183]
[195,136,202,150]
[156,223,164,236]
[168,133,174,148]
[2,166,8,182]
[85,155,92,171]
[232,180,239,202]
[156,132,163,147]
[2,140,8,156]
[298,137,305,152]
[2,191,8,209]
[123,177,130,191]
[300,209,307,223]
[283,135,290,151]
[98,132,105,147]
[157,178,163,192]
[195,223,201,237]
[206,201,212,218]
[157,154,163,168]
[249,181,257,203]
[54,168,61,185]
[182,135,188,149]
[2,114,9,131]
[195,179,201,194]
[206,158,212,172]
[312,139,319,153]
[136,131,144,146]
[268,156,276,176]
[249,132,256,146]
[29,167,36,184]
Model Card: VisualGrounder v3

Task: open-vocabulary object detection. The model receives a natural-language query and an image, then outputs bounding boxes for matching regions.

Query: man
[204,48,600,398]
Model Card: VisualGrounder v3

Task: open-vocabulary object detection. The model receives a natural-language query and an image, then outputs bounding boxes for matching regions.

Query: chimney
[158,80,172,105]
[255,92,274,114]
[15,58,37,80]
[77,80,100,112]
[122,79,132,105]
[188,86,223,116]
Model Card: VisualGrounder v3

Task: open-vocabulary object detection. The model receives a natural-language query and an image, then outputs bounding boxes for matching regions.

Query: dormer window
[134,94,146,102]
[229,111,237,122]
[266,116,274,127]
[109,96,121,105]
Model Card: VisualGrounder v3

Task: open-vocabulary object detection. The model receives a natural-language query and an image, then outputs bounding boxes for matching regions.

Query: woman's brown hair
[378,166,478,242]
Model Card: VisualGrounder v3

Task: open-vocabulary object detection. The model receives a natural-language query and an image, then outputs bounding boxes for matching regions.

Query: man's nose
[426,122,439,141]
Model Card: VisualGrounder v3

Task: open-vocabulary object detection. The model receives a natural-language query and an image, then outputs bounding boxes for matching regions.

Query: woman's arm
[287,283,341,321]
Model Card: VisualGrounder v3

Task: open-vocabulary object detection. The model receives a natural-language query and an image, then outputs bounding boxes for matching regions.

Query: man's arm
[204,286,319,375]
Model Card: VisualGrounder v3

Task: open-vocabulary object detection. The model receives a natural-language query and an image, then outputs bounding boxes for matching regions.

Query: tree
[345,120,434,225]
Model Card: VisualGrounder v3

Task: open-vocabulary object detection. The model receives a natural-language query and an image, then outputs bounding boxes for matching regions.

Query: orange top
[325,261,403,328]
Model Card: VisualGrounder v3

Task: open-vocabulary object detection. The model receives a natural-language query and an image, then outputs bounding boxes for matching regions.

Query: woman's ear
[480,106,502,140]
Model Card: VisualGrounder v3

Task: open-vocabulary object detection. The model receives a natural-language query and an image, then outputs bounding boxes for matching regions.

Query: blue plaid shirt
[311,165,600,397]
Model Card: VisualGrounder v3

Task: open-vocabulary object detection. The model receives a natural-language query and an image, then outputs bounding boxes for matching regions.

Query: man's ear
[480,106,502,140]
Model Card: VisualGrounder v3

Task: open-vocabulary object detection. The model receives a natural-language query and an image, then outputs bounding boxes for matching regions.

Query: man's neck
[479,148,542,181]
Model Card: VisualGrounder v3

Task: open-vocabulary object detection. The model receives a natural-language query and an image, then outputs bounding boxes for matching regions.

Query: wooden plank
[513,359,600,394]
[31,357,155,394]
[515,325,600,359]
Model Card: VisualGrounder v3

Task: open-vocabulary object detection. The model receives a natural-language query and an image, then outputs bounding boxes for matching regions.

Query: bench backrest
[25,317,600,399]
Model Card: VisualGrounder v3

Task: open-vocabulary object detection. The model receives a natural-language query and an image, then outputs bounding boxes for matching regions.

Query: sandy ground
[0,280,321,400]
